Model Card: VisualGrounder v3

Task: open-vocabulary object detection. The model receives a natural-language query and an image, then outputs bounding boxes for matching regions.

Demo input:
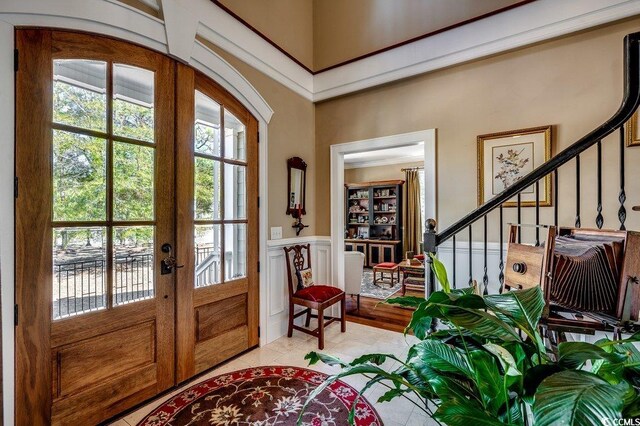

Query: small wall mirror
[287,157,307,217]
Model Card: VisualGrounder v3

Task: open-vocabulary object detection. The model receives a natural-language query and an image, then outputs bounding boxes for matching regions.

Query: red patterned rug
[138,366,382,426]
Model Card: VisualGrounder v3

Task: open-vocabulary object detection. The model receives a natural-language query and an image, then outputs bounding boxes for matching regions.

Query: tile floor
[109,321,439,426]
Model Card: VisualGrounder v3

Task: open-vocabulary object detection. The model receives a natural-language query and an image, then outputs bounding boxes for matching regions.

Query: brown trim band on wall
[210,0,536,75]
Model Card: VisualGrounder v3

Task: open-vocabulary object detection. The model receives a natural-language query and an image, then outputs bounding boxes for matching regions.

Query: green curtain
[403,170,423,256]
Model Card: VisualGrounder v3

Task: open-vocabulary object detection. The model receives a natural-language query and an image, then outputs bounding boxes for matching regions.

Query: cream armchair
[344,251,365,311]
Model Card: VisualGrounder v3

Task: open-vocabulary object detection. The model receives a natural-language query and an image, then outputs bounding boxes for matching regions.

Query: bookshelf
[345,180,404,267]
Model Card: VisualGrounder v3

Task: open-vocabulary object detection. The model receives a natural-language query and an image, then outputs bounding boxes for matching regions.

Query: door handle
[160,243,184,275]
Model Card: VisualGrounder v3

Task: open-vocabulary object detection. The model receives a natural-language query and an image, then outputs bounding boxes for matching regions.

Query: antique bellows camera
[504,225,640,334]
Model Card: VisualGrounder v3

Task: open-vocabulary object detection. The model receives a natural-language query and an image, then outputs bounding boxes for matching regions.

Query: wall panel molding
[265,236,332,344]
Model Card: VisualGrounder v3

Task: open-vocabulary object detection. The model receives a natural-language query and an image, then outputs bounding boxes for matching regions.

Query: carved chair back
[283,244,312,298]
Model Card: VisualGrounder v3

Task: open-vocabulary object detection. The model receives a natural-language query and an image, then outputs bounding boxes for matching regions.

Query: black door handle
[160,243,184,275]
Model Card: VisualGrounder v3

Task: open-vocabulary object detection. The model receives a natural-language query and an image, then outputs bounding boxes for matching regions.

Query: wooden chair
[284,244,346,349]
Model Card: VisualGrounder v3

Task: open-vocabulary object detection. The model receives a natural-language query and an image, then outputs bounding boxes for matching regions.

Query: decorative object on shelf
[357,227,369,239]
[389,216,396,224]
[626,110,640,146]
[477,125,552,207]
[286,157,307,217]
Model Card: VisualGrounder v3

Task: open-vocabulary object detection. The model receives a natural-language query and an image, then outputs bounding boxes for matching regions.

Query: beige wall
[344,161,423,184]
[316,17,640,243]
[198,39,316,239]
[216,0,314,70]
[313,0,520,70]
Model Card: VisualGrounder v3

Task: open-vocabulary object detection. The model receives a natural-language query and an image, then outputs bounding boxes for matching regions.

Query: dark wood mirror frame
[286,156,307,218]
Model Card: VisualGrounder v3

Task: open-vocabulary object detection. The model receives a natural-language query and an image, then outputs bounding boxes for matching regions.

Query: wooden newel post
[423,218,437,298]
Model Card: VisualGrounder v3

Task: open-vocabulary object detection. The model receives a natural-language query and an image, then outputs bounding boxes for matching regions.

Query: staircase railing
[423,31,640,296]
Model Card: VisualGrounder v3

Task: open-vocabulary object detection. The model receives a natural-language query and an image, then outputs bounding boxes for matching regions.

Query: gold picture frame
[477,125,552,207]
[626,111,640,147]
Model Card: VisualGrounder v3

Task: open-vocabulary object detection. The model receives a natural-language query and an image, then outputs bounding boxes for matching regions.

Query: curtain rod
[401,166,424,171]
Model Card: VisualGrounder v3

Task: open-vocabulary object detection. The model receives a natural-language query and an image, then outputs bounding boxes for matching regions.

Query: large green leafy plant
[302,257,640,425]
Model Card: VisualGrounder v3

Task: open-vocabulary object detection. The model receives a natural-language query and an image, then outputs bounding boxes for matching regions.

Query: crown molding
[1,0,639,103]
[312,0,640,101]
[344,155,424,170]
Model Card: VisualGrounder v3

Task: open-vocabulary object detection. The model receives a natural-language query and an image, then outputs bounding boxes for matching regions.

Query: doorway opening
[330,130,436,331]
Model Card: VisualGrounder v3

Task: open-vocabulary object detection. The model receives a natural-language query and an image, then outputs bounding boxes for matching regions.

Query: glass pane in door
[113,226,155,305]
[113,64,155,142]
[113,142,155,221]
[53,227,106,319]
[195,91,221,156]
[224,223,247,281]
[194,157,221,220]
[224,110,246,161]
[195,225,222,287]
[223,164,246,220]
[53,59,107,132]
[53,130,107,222]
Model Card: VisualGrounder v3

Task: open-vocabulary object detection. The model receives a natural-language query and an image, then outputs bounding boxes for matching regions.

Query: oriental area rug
[137,366,382,426]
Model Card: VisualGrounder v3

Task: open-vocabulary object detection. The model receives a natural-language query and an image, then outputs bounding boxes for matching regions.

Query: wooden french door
[15,30,258,425]
[174,64,259,382]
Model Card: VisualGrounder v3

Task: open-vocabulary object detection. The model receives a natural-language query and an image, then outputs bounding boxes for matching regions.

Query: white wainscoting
[436,241,507,295]
[264,236,332,344]
[262,237,504,346]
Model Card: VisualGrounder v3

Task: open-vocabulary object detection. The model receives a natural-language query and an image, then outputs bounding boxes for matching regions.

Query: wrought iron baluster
[596,140,604,229]
[452,234,456,289]
[468,225,473,286]
[554,170,559,227]
[619,126,627,230]
[575,155,581,228]
[483,215,488,295]
[499,205,504,293]
[517,193,522,244]
[535,180,540,246]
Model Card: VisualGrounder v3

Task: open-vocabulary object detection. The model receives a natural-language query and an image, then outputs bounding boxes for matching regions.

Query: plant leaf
[438,305,522,343]
[484,343,521,376]
[414,339,473,377]
[304,351,348,367]
[469,350,505,415]
[557,342,626,369]
[484,286,546,352]
[430,253,451,293]
[349,353,399,366]
[533,370,629,426]
[297,364,419,425]
[377,387,412,403]
[434,402,505,426]
[385,295,425,308]
[523,364,564,399]
[404,300,438,339]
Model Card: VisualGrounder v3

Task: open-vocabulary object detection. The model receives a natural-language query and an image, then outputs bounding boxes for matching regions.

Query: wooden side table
[398,260,425,295]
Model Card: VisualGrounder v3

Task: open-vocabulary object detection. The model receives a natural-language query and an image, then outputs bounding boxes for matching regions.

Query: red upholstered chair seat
[294,285,343,302]
[414,254,425,261]
[375,262,397,269]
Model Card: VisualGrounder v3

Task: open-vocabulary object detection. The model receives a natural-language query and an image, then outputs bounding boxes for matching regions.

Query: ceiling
[344,143,424,169]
